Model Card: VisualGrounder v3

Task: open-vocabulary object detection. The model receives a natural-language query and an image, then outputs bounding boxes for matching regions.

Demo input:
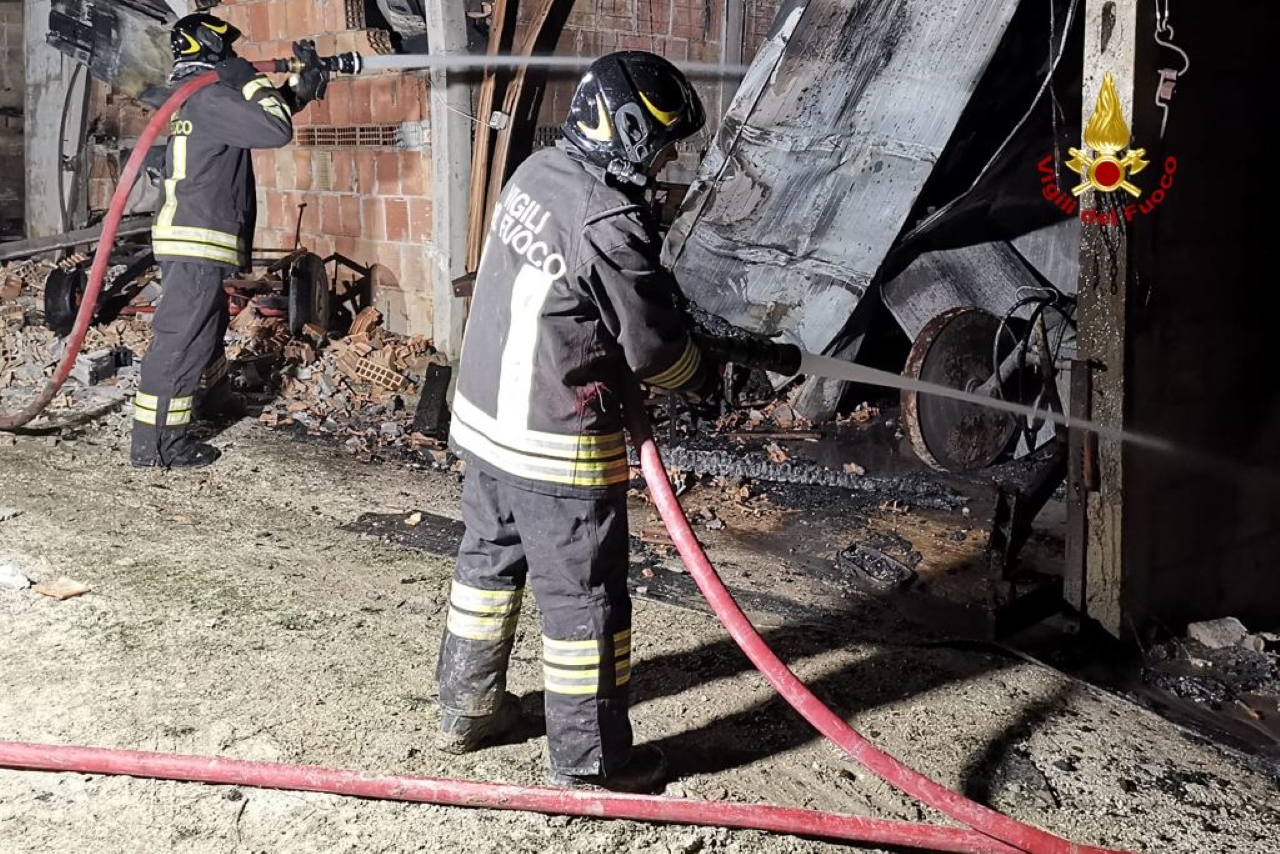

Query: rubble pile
[1142,617,1280,747]
[0,259,153,423]
[253,307,460,469]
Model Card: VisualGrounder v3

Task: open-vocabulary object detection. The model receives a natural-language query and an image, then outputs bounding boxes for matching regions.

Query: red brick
[409,199,433,243]
[399,76,425,123]
[308,233,333,259]
[567,3,598,28]
[320,195,341,235]
[266,2,288,40]
[294,151,313,191]
[640,0,673,34]
[253,151,274,188]
[321,2,348,36]
[280,192,309,237]
[294,193,317,233]
[384,199,410,242]
[619,33,661,52]
[400,154,429,196]
[670,0,708,40]
[261,190,281,227]
[220,6,249,29]
[248,3,270,41]
[266,191,286,234]
[329,83,353,125]
[307,94,331,124]
[332,151,354,192]
[664,37,691,61]
[339,194,361,237]
[351,79,373,124]
[354,240,382,269]
[296,0,316,33]
[273,148,296,190]
[354,151,376,193]
[375,153,400,194]
[361,197,386,241]
[370,76,398,123]
[335,235,358,258]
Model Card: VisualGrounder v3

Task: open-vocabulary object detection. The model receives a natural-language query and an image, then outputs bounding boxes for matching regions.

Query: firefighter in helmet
[435,51,719,793]
[131,14,326,467]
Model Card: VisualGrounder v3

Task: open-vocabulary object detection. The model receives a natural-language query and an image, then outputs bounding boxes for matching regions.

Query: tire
[287,253,331,336]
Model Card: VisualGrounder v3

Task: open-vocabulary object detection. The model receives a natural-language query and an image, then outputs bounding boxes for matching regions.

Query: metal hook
[1152,2,1190,139]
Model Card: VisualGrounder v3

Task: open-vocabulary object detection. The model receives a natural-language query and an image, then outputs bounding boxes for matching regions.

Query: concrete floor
[1,419,1277,853]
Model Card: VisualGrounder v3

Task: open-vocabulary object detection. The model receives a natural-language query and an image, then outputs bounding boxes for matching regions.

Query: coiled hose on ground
[0,62,1128,854]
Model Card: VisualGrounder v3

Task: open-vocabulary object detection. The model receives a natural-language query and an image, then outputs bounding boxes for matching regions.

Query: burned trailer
[663,0,1086,473]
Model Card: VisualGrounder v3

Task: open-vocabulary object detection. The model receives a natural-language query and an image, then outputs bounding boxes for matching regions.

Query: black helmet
[171,13,241,65]
[561,51,705,186]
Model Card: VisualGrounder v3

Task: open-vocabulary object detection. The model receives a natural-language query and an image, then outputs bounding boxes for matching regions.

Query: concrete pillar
[423,0,473,360]
[23,0,88,238]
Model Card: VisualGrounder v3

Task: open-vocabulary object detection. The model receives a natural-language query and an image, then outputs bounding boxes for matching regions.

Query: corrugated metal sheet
[662,0,1024,359]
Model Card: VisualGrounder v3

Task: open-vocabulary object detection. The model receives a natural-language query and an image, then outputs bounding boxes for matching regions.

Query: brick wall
[0,0,23,230]
[521,0,782,178]
[217,0,434,336]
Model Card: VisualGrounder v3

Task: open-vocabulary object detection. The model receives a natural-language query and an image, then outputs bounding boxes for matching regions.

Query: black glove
[215,57,260,91]
[283,40,328,110]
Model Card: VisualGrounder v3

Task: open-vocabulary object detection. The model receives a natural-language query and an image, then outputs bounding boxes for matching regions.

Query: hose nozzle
[323,52,363,76]
[696,332,803,377]
[273,52,363,76]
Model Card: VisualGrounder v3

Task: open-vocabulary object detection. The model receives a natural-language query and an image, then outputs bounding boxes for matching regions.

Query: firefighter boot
[131,425,221,469]
[546,745,668,794]
[436,691,523,754]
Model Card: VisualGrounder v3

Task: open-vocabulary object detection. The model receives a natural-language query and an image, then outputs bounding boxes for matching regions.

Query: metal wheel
[901,307,1024,473]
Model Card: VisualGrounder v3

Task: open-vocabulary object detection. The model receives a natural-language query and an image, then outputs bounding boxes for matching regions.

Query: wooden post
[423,0,475,360]
[1067,0,1140,637]
[464,0,518,274]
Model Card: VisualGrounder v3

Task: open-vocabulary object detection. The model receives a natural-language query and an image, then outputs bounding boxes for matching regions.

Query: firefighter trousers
[436,467,634,776]
[130,260,231,464]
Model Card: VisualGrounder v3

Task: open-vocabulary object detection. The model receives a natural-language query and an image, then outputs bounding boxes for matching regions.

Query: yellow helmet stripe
[576,93,614,142]
[639,91,681,128]
[201,21,229,34]
[179,32,202,55]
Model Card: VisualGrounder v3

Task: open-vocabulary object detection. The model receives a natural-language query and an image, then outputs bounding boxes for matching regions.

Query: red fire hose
[0,741,1022,854]
[0,60,1129,854]
[629,409,1126,854]
[0,410,1128,853]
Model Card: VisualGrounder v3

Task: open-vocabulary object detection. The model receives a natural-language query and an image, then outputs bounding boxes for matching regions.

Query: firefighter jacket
[152,68,294,269]
[449,143,707,497]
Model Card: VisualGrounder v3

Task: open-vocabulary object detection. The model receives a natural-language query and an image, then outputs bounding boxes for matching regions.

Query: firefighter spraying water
[13,28,1269,853]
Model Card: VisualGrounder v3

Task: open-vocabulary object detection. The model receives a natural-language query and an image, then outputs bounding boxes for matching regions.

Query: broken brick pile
[0,259,154,424]
[253,306,461,469]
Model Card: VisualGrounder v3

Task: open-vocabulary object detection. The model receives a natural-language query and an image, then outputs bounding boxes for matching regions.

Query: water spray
[358,53,750,77]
